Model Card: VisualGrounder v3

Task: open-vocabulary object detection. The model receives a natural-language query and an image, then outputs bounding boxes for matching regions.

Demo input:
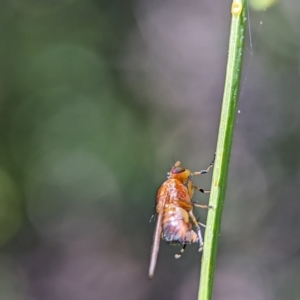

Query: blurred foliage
[249,0,278,10]
[0,1,300,300]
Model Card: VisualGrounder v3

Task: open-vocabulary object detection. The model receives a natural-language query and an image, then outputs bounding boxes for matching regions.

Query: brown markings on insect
[148,157,214,279]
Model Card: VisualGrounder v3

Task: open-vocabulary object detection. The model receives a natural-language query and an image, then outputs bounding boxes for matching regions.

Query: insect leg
[198,222,206,228]
[192,197,213,209]
[196,217,206,228]
[191,155,215,194]
[191,154,215,176]
[174,244,186,259]
[193,185,210,194]
[189,211,203,252]
[193,202,212,209]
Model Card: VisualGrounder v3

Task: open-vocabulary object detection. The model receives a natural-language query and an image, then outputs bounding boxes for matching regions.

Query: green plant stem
[198,1,247,299]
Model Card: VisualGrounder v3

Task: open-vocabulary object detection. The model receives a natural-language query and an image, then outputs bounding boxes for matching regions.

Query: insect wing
[148,192,167,279]
[148,211,163,279]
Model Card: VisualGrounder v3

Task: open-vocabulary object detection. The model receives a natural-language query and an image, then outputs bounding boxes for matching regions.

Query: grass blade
[198,1,247,299]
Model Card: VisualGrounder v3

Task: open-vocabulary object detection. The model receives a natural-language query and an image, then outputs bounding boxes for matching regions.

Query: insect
[148,157,214,279]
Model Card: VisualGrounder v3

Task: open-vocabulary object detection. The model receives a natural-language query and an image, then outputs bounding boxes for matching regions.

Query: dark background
[0,0,299,299]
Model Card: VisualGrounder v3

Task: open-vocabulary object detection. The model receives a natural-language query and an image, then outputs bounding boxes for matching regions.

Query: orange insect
[148,157,214,279]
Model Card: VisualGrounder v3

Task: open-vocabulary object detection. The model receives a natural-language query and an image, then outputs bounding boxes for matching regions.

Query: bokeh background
[0,0,299,299]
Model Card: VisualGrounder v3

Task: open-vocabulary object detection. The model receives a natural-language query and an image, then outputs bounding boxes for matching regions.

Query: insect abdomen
[161,205,198,244]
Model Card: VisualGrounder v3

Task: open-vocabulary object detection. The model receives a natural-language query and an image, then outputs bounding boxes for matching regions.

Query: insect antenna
[171,155,176,165]
[171,157,181,167]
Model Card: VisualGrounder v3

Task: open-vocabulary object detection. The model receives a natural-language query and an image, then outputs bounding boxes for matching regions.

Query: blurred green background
[0,0,299,299]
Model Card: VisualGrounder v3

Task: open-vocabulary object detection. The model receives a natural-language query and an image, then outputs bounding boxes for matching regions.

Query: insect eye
[172,167,185,174]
